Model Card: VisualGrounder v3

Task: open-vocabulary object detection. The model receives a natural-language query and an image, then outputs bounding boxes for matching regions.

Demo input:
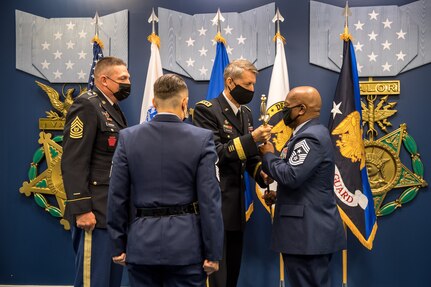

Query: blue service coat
[107,114,224,265]
[262,118,346,255]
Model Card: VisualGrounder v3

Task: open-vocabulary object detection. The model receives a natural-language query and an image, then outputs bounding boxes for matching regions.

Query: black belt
[136,202,199,217]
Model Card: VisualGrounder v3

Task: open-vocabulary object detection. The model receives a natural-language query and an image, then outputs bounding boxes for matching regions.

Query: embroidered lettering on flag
[288,139,310,166]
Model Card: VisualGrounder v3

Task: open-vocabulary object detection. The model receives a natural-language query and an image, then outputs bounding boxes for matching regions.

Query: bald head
[284,86,321,127]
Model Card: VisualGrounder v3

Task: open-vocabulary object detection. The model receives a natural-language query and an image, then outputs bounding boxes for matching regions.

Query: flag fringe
[91,35,104,49]
[340,26,353,42]
[214,32,226,44]
[147,33,161,48]
[245,202,254,221]
[273,32,286,44]
[337,206,378,250]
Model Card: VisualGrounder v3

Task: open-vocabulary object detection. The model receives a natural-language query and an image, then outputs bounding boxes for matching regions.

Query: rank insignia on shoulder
[70,116,84,139]
[196,100,212,107]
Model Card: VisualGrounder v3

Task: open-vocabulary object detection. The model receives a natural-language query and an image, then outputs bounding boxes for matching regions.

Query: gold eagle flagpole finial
[147,8,161,48]
[272,7,286,43]
[340,1,353,41]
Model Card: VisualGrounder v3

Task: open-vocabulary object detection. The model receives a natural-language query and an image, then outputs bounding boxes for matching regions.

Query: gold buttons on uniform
[93,181,97,185]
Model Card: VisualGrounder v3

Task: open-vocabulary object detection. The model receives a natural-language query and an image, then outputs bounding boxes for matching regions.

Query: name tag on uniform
[223,124,233,134]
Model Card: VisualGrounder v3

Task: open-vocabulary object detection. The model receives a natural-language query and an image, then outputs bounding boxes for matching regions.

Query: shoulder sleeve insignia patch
[288,139,310,166]
[70,116,84,139]
[196,100,212,107]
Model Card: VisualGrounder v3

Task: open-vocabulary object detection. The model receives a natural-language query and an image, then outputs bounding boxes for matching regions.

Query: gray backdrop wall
[1,0,430,286]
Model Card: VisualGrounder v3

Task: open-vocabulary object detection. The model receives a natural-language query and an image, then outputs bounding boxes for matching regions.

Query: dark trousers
[282,253,333,287]
[71,227,123,287]
[127,263,206,287]
[209,230,244,287]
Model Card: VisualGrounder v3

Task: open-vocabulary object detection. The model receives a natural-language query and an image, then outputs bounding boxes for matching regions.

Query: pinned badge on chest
[108,135,117,147]
[280,147,288,159]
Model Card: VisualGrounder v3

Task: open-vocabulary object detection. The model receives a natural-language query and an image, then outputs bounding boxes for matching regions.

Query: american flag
[87,35,104,90]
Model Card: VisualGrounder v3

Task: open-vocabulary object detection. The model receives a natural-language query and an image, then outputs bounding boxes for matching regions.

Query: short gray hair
[223,59,258,83]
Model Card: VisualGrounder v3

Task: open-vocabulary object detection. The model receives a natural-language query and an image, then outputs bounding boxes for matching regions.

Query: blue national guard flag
[87,35,104,91]
[328,38,377,249]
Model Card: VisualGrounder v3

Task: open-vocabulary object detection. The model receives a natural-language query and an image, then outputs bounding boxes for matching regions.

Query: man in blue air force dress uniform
[107,74,223,287]
[61,57,131,287]
[193,60,272,287]
[259,86,346,287]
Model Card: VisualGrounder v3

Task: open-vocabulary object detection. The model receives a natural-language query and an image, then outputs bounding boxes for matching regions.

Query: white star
[237,35,246,45]
[354,41,364,52]
[226,45,234,55]
[396,29,406,39]
[199,65,208,75]
[369,10,379,20]
[382,62,392,71]
[357,63,363,73]
[224,25,233,35]
[211,17,218,26]
[66,21,75,30]
[211,39,217,46]
[186,37,195,47]
[396,50,406,61]
[41,60,50,69]
[368,31,378,41]
[354,21,364,30]
[199,46,208,56]
[78,50,87,59]
[53,50,62,59]
[66,40,75,49]
[382,18,392,29]
[198,27,207,36]
[186,57,195,67]
[78,30,87,38]
[381,40,392,50]
[239,55,246,60]
[77,70,86,79]
[53,70,63,79]
[41,41,50,50]
[331,101,342,119]
[53,31,63,40]
[65,60,75,70]
[368,52,378,62]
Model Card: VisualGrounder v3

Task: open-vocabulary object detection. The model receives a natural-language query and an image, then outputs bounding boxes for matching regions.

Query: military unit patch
[289,139,310,166]
[70,116,84,139]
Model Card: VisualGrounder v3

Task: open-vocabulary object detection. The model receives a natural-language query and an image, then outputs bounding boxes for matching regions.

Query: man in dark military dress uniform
[61,56,130,287]
[193,59,272,287]
[259,86,346,287]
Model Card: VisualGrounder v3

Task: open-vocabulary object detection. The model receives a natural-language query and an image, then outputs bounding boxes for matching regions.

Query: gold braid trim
[233,138,246,161]
[253,162,262,179]
[83,230,93,287]
[272,32,286,44]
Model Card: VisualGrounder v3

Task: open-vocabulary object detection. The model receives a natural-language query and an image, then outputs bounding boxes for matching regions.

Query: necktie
[236,109,243,130]
[113,104,126,125]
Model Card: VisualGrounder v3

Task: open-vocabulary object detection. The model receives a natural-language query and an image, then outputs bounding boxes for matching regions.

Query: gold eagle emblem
[332,111,365,169]
[36,81,75,119]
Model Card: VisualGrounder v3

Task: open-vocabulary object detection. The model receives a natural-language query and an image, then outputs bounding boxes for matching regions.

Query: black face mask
[106,77,131,101]
[229,82,254,105]
[282,104,302,126]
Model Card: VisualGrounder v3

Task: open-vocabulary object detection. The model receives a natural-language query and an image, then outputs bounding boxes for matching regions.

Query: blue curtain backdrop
[1,1,430,286]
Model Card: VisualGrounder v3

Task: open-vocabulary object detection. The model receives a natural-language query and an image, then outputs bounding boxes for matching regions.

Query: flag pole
[340,3,351,286]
